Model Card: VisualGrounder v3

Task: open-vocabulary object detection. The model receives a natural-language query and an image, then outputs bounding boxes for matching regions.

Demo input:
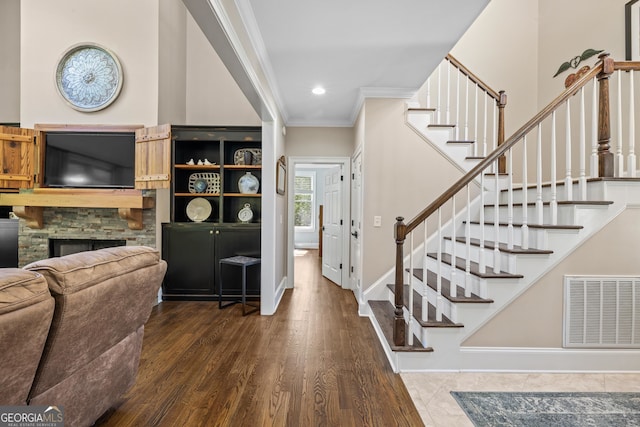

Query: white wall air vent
[564,276,640,348]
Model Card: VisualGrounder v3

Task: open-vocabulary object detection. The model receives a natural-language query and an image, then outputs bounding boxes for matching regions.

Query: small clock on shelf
[238,203,254,223]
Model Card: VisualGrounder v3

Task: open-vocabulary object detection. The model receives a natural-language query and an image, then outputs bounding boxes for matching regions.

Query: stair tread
[445,236,553,254]
[368,300,434,352]
[503,177,640,192]
[428,124,456,128]
[386,284,464,327]
[407,107,436,112]
[427,253,524,279]
[467,220,583,230]
[447,140,475,144]
[488,200,614,207]
[466,156,485,160]
[404,269,493,303]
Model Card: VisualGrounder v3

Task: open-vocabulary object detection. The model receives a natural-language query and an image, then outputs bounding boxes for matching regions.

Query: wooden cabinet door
[135,124,171,189]
[0,126,36,189]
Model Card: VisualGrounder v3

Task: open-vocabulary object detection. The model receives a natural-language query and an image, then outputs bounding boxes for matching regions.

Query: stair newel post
[597,52,614,177]
[497,90,508,173]
[394,217,407,347]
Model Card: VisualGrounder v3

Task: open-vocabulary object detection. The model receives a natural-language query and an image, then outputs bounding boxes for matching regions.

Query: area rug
[451,391,640,426]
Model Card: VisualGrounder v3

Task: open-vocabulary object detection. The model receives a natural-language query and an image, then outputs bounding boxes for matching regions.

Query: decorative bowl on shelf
[188,173,220,194]
[186,197,212,222]
[193,179,208,193]
[238,172,260,194]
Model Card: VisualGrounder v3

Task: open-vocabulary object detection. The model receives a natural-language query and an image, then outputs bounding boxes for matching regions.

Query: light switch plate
[373,216,382,227]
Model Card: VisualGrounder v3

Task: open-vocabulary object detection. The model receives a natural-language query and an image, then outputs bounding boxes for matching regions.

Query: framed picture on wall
[626,0,640,60]
[276,156,286,195]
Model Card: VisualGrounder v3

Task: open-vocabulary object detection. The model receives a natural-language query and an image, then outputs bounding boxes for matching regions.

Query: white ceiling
[191,0,491,127]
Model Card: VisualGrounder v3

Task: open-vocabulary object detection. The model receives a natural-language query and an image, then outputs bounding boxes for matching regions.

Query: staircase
[365,53,640,372]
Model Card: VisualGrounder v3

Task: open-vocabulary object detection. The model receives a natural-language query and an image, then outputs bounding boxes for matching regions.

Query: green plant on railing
[553,48,604,88]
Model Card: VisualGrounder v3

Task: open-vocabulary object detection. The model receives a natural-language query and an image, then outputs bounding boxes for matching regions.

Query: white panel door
[322,165,343,285]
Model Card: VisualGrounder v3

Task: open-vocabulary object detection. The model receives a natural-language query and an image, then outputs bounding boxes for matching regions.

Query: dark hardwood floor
[98,249,423,426]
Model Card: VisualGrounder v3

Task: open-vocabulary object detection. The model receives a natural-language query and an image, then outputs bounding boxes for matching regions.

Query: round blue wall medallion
[55,43,124,112]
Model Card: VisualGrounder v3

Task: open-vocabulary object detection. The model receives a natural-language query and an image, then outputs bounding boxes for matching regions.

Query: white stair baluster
[579,87,587,200]
[507,148,514,250]
[474,83,479,157]
[422,219,428,323]
[565,100,573,200]
[446,61,451,125]
[536,123,544,224]
[426,73,431,108]
[551,111,558,225]
[629,71,637,177]
[450,196,457,297]
[493,159,501,274]
[436,207,442,322]
[465,184,472,297]
[591,77,598,177]
[617,71,624,177]
[408,232,414,346]
[455,64,461,140]
[437,63,442,123]
[479,173,486,274]
[483,93,488,157]
[464,76,469,141]
[521,135,529,250]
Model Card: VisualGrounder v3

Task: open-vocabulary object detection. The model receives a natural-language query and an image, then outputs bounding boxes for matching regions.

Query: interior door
[350,152,363,292]
[322,165,343,285]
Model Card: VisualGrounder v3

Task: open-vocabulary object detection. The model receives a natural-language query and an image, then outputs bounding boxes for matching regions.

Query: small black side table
[218,255,260,315]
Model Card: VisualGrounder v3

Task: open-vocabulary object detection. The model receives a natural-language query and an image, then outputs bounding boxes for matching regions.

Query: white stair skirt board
[365,180,640,372]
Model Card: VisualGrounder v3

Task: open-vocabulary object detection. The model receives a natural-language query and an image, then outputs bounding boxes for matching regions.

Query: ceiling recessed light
[312,87,326,95]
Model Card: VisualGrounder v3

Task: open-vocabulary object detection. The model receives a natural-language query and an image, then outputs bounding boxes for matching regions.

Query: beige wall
[0,0,20,123]
[285,127,353,157]
[451,0,540,136]
[465,208,640,348]
[538,0,629,108]
[158,0,187,125]
[20,0,160,128]
[185,13,260,126]
[361,98,465,288]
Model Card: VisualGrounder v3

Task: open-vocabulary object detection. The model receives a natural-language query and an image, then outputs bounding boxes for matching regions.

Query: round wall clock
[55,43,124,112]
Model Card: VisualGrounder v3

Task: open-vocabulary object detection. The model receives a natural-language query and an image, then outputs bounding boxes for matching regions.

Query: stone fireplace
[18,205,156,266]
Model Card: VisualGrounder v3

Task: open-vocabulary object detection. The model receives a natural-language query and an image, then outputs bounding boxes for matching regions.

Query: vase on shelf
[238,172,259,194]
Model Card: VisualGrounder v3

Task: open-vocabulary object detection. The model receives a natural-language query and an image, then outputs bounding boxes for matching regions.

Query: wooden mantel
[0,188,154,230]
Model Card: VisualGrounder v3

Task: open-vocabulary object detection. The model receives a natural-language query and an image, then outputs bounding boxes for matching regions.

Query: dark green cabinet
[161,223,260,300]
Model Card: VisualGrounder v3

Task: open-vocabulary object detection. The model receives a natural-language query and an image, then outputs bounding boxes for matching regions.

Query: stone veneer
[18,192,157,266]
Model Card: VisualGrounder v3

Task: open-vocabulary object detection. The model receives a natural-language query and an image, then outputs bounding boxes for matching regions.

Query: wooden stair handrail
[446,54,501,101]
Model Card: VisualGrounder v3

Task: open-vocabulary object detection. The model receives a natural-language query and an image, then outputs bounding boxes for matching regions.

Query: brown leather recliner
[23,245,167,427]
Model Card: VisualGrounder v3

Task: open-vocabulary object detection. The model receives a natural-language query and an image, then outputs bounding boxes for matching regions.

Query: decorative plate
[188,172,221,194]
[55,43,123,112]
[234,148,262,165]
[238,172,260,194]
[186,197,212,222]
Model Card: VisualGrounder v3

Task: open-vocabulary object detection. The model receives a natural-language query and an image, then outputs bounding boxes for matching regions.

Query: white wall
[0,0,20,123]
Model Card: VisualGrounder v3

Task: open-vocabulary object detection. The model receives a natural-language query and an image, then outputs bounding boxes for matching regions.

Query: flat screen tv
[44,131,136,188]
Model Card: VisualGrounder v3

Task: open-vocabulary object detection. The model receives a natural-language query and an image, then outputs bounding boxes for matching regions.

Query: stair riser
[443,239,520,273]
[466,223,548,249]
[424,256,485,298]
[497,181,606,204]
[483,204,580,226]
[387,284,457,325]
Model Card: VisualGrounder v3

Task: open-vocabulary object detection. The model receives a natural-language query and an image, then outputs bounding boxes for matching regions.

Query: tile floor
[401,372,640,426]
